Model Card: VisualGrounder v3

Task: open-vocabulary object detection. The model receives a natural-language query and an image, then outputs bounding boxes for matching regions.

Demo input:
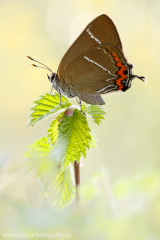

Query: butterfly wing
[64,44,130,95]
[79,93,105,105]
[58,14,122,80]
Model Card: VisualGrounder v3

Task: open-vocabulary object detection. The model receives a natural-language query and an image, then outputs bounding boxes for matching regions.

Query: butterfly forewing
[58,14,122,80]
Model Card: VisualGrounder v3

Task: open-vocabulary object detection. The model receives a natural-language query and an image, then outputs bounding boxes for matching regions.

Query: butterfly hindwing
[64,44,129,95]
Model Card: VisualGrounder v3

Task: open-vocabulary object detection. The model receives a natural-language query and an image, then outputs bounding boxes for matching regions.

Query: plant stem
[74,160,80,205]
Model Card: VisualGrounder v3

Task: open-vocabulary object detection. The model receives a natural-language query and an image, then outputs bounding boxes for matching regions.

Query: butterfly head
[47,72,57,83]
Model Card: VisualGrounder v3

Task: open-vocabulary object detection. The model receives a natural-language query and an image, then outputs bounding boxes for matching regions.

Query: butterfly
[27,14,145,106]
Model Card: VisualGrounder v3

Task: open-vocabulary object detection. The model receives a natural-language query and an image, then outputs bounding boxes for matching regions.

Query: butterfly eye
[123,70,128,75]
[50,73,56,82]
[51,73,54,80]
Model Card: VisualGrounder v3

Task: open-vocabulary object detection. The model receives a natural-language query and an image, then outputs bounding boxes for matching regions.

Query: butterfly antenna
[27,56,53,73]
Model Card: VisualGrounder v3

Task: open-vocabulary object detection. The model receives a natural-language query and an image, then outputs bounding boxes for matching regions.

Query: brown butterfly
[27,14,145,106]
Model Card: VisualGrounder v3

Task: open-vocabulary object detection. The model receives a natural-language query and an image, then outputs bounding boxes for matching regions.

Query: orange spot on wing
[114,56,120,62]
[112,53,128,90]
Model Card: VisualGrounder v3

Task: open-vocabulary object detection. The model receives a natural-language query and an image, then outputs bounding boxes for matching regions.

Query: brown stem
[74,160,80,205]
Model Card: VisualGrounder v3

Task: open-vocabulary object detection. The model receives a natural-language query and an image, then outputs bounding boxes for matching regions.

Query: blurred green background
[1,0,160,239]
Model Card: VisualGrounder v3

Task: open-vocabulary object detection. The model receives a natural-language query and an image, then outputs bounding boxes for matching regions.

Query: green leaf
[24,137,53,173]
[47,112,63,145]
[28,93,71,127]
[85,105,107,125]
[46,166,75,210]
[54,108,91,172]
[24,137,75,209]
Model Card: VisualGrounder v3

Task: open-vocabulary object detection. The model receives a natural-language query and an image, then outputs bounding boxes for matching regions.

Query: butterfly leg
[50,84,54,94]
[76,95,85,114]
[59,92,62,105]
